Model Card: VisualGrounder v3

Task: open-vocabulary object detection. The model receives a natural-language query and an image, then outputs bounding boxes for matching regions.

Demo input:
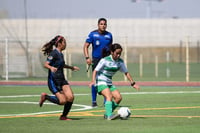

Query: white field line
[0,94,89,98]
[1,91,200,99]
[121,91,200,95]
[0,102,92,117]
[1,91,200,117]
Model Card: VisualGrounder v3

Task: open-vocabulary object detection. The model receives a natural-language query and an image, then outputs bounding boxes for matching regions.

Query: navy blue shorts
[48,77,69,94]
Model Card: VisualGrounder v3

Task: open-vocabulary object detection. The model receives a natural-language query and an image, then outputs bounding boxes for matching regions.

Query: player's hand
[133,84,140,91]
[89,81,95,88]
[86,58,92,65]
[50,66,57,73]
[72,66,80,71]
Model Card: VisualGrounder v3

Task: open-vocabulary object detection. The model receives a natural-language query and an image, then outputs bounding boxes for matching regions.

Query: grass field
[0,85,200,133]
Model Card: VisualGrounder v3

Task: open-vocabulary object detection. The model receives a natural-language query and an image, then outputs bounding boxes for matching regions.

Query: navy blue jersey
[46,49,65,80]
[86,30,113,59]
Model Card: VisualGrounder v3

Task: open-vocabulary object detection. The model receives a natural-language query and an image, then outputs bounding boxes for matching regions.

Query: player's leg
[101,88,113,117]
[106,89,122,120]
[111,86,122,112]
[46,94,60,104]
[100,86,119,120]
[103,96,106,105]
[39,92,47,107]
[60,85,74,120]
[91,59,100,107]
[39,80,61,107]
[91,84,97,107]
[39,92,66,107]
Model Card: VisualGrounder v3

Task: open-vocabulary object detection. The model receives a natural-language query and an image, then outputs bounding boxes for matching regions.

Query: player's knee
[59,99,67,105]
[116,95,122,103]
[105,95,112,101]
[67,95,74,102]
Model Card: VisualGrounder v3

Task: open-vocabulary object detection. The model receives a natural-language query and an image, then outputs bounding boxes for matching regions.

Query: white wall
[0,18,200,47]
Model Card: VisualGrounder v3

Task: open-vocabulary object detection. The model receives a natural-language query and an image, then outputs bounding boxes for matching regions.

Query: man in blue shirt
[83,18,113,107]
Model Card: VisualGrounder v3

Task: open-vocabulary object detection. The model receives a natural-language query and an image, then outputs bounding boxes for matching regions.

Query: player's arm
[89,70,97,88]
[125,72,140,91]
[44,61,57,72]
[64,64,80,71]
[83,42,92,65]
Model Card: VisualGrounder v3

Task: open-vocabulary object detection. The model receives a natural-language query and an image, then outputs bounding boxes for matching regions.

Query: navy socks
[61,102,73,117]
[91,85,97,103]
[45,95,60,104]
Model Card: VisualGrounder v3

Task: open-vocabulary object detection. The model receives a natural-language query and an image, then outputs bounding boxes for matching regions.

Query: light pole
[131,0,164,18]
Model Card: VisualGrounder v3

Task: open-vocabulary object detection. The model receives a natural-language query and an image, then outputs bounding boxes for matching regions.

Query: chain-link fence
[0,37,200,81]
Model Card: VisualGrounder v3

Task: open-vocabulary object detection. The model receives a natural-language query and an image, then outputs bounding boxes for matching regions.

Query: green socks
[105,101,119,117]
[112,101,119,112]
[105,101,112,117]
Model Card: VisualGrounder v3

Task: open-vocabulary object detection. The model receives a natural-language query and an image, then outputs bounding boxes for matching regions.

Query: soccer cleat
[39,93,47,107]
[92,102,98,107]
[107,114,120,120]
[59,116,72,120]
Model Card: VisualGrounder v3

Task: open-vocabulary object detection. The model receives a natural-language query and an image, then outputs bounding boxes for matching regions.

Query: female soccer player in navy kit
[83,18,113,107]
[89,43,140,120]
[39,35,80,120]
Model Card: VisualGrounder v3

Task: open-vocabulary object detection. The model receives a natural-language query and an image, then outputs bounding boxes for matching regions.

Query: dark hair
[102,44,111,58]
[98,18,107,24]
[41,35,64,56]
[110,43,123,52]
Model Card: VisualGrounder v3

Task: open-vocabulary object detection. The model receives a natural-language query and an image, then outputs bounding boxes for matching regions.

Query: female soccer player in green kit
[89,43,140,120]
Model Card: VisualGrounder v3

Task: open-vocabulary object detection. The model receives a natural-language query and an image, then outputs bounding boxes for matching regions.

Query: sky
[0,0,200,19]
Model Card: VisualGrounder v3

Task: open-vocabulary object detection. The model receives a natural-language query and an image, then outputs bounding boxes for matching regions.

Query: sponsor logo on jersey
[93,34,100,37]
[104,35,111,39]
[48,56,53,60]
[96,40,100,45]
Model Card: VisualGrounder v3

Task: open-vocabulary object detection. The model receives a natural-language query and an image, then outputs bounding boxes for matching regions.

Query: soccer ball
[117,107,131,120]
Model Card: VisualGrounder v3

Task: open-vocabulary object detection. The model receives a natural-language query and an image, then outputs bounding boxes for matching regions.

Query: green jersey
[95,55,128,86]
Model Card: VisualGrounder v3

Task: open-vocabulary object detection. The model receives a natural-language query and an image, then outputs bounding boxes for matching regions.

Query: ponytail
[41,35,64,56]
